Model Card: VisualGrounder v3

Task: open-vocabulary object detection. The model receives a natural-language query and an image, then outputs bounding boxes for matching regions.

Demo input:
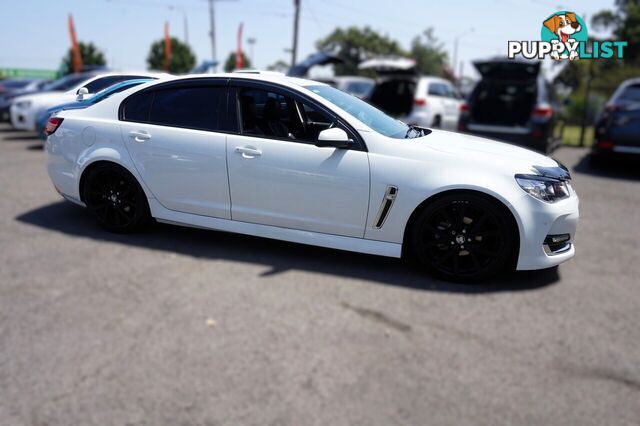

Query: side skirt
[148,199,402,258]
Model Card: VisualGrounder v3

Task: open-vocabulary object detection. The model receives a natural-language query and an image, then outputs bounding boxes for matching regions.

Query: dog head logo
[541,11,588,60]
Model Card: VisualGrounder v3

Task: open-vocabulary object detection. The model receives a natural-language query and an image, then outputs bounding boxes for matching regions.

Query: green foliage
[147,37,196,74]
[315,26,406,75]
[409,29,450,78]
[223,52,252,72]
[61,42,106,75]
[592,0,640,64]
[266,59,289,72]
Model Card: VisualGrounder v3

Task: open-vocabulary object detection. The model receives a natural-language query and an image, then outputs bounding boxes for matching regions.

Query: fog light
[544,234,571,254]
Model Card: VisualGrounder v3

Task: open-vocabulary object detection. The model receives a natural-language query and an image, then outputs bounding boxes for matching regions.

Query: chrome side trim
[373,186,398,229]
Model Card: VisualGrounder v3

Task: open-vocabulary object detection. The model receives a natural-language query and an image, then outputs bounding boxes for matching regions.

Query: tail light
[605,103,617,112]
[459,103,470,113]
[44,117,64,136]
[596,140,614,150]
[414,98,427,106]
[532,105,553,119]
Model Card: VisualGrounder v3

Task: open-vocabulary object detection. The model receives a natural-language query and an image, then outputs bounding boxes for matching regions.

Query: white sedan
[10,71,170,131]
[45,72,579,281]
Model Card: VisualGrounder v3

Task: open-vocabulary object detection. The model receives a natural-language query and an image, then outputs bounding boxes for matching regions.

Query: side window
[238,87,335,143]
[428,83,447,97]
[149,86,226,131]
[121,91,153,122]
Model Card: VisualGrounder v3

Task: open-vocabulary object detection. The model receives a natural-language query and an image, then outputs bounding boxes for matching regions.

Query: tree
[223,52,252,72]
[315,27,406,75]
[266,59,289,73]
[61,42,106,75]
[409,29,449,78]
[147,37,196,74]
[592,0,640,64]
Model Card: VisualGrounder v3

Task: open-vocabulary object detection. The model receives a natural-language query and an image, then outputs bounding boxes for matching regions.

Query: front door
[226,84,370,238]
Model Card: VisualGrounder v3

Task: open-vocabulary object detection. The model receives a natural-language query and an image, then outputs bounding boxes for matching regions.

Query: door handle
[129,130,151,142]
[235,146,262,158]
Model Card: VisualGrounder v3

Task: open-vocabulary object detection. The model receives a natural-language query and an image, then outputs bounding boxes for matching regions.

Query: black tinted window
[149,86,226,131]
[84,75,149,93]
[239,87,337,142]
[122,91,153,122]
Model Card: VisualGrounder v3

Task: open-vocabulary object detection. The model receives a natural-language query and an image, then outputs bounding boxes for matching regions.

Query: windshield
[307,84,416,139]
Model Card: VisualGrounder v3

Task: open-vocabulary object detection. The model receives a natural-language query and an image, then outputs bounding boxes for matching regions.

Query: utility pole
[452,28,474,80]
[291,0,300,67]
[208,0,217,72]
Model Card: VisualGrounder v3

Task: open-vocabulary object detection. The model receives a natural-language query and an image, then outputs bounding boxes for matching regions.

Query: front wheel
[82,164,150,233]
[409,193,515,281]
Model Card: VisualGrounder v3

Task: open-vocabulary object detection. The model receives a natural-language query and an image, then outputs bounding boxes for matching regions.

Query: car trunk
[469,59,540,127]
[359,57,417,118]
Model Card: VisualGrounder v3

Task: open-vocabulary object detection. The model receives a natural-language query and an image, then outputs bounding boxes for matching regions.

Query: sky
[0,0,614,79]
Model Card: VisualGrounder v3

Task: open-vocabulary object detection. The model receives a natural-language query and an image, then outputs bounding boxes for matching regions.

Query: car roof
[142,71,328,89]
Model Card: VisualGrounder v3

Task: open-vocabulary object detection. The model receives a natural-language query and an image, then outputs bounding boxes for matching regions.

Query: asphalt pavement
[0,124,639,425]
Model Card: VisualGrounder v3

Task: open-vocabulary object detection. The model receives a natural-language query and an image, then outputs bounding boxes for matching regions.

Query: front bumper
[10,104,36,131]
[515,188,579,270]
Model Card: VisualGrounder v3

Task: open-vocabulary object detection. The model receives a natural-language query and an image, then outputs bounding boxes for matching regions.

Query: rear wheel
[82,164,150,233]
[431,115,442,128]
[409,193,515,281]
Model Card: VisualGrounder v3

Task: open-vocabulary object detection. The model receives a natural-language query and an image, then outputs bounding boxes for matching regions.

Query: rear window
[428,83,449,97]
[617,84,640,103]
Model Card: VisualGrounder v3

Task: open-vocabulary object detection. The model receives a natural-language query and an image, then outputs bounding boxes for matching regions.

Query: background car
[0,78,51,121]
[458,57,561,153]
[360,57,463,130]
[10,72,169,132]
[35,78,154,140]
[591,77,640,163]
[314,76,374,99]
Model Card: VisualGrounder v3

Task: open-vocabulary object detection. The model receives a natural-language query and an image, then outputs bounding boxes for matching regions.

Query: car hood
[408,129,558,172]
[13,92,76,107]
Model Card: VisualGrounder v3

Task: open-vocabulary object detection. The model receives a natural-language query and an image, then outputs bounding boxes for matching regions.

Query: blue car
[592,77,640,163]
[37,78,153,140]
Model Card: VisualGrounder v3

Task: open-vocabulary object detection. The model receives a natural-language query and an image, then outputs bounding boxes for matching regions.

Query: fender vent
[373,186,398,229]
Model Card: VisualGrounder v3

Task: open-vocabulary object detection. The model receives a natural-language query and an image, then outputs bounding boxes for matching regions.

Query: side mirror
[76,87,89,101]
[315,127,352,148]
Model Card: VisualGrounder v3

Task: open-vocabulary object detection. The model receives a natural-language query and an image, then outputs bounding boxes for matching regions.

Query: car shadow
[16,201,561,294]
[3,134,40,141]
[573,153,640,181]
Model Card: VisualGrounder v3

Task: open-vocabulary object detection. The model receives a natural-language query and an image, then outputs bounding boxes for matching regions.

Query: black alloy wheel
[83,164,150,233]
[410,193,514,281]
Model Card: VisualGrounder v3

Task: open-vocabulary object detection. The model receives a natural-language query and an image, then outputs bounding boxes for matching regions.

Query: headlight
[515,174,571,203]
[15,100,32,109]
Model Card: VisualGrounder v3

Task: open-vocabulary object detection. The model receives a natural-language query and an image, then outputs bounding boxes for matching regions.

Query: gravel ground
[0,124,639,425]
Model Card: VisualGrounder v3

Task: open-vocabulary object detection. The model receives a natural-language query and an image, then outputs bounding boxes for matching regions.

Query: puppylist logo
[508,11,628,61]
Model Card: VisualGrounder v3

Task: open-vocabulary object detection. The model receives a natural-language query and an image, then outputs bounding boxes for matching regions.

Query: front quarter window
[307,84,425,139]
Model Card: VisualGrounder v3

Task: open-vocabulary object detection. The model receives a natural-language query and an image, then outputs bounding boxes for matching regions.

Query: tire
[82,163,150,233]
[409,193,515,282]
[431,115,442,128]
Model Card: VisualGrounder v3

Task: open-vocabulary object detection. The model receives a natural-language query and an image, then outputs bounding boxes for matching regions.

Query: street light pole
[247,37,256,67]
[453,28,474,80]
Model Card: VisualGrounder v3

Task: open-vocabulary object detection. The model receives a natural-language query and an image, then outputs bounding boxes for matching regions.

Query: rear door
[120,80,233,218]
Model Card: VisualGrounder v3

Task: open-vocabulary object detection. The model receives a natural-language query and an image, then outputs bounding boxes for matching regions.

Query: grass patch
[561,125,594,147]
